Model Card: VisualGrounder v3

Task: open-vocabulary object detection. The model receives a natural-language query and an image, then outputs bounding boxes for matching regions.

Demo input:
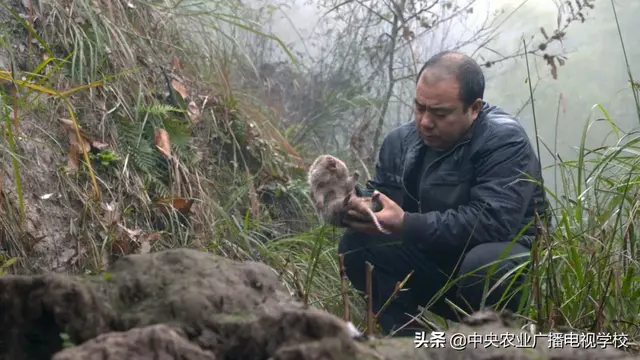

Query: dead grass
[1,0,638,348]
[0,0,352,318]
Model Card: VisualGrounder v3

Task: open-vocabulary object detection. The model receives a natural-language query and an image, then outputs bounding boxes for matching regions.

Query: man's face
[414,69,482,150]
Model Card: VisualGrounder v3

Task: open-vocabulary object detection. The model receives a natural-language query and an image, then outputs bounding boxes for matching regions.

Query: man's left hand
[343,191,405,235]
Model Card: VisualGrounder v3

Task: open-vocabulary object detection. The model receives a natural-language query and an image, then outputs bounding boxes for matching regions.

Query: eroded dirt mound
[0,248,637,360]
[51,324,217,360]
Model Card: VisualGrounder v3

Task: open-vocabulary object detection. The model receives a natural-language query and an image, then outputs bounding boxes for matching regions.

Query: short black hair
[416,50,485,110]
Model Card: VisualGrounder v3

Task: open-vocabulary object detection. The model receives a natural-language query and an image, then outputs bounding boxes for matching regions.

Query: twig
[338,253,350,322]
[365,261,374,336]
[374,270,414,321]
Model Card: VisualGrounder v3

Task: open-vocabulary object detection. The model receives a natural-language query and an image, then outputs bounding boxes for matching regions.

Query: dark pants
[338,229,531,336]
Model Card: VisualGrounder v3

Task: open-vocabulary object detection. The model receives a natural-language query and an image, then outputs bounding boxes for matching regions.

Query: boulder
[0,248,636,360]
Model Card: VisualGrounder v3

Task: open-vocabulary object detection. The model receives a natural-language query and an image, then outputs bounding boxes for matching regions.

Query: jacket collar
[401,101,490,186]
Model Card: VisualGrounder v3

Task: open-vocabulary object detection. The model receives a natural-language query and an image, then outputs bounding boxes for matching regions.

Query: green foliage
[115,102,192,198]
[92,149,119,167]
[1,0,638,349]
[0,256,18,276]
[59,333,75,348]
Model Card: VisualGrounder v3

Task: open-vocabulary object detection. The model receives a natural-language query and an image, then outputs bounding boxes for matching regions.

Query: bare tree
[318,0,500,156]
[232,0,598,170]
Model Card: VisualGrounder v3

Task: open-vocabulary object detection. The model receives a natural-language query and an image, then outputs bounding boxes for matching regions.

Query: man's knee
[455,242,530,310]
[459,242,530,278]
[338,229,370,288]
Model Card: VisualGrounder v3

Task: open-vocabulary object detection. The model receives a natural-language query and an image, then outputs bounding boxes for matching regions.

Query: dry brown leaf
[402,26,414,41]
[110,225,162,257]
[170,56,184,70]
[0,172,3,214]
[69,134,91,154]
[171,79,188,99]
[155,197,194,216]
[60,117,91,159]
[154,128,171,158]
[111,235,131,256]
[172,198,194,214]
[101,249,110,271]
[187,101,201,124]
[67,145,79,170]
[101,201,119,226]
[247,168,260,219]
[123,226,143,239]
[138,240,152,254]
[59,118,80,132]
[91,140,110,149]
[137,232,161,254]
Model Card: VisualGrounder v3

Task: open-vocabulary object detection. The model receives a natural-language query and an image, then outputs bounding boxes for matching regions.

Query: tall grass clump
[0,0,637,347]
[518,1,639,344]
[0,0,339,307]
[404,5,640,342]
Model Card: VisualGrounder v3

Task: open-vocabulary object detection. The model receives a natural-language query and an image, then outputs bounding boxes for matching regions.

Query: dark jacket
[365,102,549,252]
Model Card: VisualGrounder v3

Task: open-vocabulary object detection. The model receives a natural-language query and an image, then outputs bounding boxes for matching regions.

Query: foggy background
[239,0,639,196]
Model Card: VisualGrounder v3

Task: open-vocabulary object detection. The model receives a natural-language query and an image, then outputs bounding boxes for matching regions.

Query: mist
[249,0,639,196]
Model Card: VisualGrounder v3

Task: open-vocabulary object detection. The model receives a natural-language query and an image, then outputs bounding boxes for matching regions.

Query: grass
[0,0,638,352]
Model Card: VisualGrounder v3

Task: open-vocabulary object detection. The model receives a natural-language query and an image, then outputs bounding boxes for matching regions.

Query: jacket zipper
[401,139,470,211]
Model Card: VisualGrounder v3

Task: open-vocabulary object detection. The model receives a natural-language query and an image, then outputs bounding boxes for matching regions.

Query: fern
[140,103,182,117]
[114,101,195,198]
[115,114,169,197]
[162,117,193,166]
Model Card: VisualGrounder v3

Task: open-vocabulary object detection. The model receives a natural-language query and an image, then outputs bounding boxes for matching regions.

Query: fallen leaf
[170,56,184,70]
[137,232,161,254]
[111,236,131,256]
[155,197,194,215]
[154,128,171,158]
[101,250,110,271]
[0,172,3,214]
[171,79,188,99]
[59,117,91,170]
[101,201,119,226]
[139,240,151,254]
[247,168,259,218]
[187,101,201,124]
[173,198,194,214]
[70,132,91,154]
[91,140,110,149]
[67,146,79,170]
[120,225,143,239]
[40,193,55,200]
[59,118,77,132]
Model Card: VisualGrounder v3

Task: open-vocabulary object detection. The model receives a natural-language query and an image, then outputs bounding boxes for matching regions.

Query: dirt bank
[0,248,636,360]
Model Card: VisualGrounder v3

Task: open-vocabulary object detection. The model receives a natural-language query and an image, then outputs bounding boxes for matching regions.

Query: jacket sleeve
[400,123,540,251]
[365,129,404,201]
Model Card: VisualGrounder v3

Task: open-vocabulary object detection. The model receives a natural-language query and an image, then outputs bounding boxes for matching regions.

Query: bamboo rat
[307,154,390,234]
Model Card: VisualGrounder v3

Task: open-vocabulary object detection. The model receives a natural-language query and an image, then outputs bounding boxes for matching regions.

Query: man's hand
[343,191,405,235]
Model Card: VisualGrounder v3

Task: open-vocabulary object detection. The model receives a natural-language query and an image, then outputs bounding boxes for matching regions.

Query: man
[339,50,549,336]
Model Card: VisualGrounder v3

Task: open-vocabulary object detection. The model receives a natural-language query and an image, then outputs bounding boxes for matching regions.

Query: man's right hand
[343,196,375,223]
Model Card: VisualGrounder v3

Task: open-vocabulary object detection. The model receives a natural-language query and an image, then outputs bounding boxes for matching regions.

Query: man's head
[414,51,485,150]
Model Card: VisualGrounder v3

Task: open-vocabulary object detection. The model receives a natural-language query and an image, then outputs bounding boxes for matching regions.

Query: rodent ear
[327,157,336,168]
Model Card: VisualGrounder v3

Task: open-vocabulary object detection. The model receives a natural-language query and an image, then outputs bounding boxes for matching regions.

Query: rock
[51,324,216,360]
[0,248,637,360]
[368,310,638,359]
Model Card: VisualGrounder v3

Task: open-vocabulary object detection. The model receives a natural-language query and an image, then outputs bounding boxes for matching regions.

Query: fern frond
[139,103,182,116]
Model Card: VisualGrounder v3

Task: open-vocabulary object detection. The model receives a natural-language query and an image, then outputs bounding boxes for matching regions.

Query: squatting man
[339,50,548,336]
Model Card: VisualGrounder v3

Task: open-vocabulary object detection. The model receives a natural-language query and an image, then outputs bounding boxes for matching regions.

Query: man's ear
[469,98,483,119]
